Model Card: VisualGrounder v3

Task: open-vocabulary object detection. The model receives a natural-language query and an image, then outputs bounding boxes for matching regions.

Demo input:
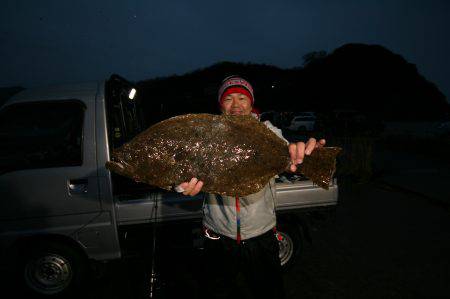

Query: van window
[0,100,85,174]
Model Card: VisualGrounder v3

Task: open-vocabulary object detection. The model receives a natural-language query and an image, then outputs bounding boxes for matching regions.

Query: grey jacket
[202,120,288,240]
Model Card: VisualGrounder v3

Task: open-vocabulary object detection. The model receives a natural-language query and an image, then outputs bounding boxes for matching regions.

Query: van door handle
[68,178,88,194]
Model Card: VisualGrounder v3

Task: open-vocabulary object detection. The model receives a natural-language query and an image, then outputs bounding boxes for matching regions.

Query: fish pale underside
[106,114,341,196]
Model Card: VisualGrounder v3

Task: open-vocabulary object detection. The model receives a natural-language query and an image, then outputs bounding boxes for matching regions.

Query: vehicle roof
[3,81,102,108]
[294,112,316,116]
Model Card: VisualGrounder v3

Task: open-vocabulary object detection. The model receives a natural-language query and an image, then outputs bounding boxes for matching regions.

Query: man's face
[220,93,253,116]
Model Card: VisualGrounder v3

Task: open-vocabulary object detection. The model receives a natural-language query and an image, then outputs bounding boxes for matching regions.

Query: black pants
[201,229,286,299]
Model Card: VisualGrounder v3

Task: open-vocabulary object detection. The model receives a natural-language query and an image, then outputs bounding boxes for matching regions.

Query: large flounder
[106,114,340,196]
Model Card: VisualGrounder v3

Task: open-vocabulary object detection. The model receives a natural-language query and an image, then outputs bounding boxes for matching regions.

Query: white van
[287,112,316,131]
[0,77,337,296]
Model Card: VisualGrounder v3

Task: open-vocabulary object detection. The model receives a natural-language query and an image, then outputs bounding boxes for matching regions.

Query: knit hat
[218,76,254,106]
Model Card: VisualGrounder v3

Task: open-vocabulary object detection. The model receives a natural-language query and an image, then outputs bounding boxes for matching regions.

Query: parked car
[286,112,316,131]
[437,120,450,137]
[260,110,276,123]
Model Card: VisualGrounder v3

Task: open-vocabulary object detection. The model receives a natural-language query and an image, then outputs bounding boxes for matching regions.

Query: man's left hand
[288,138,326,172]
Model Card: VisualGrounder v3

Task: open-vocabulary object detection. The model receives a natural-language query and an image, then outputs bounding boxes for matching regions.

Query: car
[437,120,450,137]
[287,112,316,131]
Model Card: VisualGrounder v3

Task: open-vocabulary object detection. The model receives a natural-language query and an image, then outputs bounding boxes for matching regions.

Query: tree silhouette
[136,43,448,125]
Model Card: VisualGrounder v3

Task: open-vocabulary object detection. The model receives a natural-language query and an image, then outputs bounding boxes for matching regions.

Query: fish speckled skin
[106,114,291,196]
[106,114,341,196]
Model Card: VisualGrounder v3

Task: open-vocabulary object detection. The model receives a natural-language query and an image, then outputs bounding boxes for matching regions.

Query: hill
[136,43,448,124]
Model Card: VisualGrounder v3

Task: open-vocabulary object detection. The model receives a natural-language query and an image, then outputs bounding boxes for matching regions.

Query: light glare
[129,88,136,99]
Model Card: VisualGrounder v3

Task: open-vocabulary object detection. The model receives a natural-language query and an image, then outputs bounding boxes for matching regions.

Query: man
[179,76,325,299]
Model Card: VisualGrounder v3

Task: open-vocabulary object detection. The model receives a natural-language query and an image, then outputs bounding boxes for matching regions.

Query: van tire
[20,241,88,296]
[276,222,302,271]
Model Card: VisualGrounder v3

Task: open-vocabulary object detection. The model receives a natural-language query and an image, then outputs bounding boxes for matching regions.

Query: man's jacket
[202,120,288,240]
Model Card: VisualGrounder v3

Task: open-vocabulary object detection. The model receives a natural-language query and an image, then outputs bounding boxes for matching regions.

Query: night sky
[1,0,449,101]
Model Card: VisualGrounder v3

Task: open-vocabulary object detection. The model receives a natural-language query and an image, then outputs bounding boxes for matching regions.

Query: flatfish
[106,114,340,196]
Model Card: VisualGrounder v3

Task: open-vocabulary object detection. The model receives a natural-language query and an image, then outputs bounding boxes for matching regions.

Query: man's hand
[178,177,204,196]
[288,138,326,172]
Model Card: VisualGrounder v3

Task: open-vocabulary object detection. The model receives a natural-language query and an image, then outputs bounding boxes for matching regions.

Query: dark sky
[1,0,449,101]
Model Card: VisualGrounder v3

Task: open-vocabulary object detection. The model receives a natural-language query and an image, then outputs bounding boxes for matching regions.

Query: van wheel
[21,241,87,296]
[276,223,302,270]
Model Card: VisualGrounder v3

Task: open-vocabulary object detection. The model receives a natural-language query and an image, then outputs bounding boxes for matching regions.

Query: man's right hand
[178,177,204,196]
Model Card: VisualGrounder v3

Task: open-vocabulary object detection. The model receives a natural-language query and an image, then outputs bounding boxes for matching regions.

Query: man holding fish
[178,76,325,299]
